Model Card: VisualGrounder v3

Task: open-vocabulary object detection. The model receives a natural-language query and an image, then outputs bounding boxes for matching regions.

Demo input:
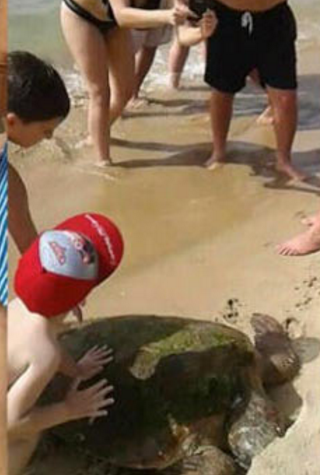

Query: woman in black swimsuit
[61,0,193,166]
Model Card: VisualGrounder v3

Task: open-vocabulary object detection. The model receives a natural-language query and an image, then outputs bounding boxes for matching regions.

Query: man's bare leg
[205,89,234,169]
[267,87,306,181]
[9,436,40,475]
[277,210,320,256]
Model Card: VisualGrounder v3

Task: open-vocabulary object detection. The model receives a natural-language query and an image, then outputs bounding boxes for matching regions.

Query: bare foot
[256,106,274,126]
[127,97,149,110]
[277,227,320,256]
[94,159,113,168]
[275,160,307,182]
[204,153,226,170]
[75,136,93,149]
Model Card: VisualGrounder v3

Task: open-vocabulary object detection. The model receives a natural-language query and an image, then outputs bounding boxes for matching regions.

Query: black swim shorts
[204,1,297,93]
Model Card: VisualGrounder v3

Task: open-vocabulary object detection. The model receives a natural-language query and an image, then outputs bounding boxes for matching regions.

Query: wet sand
[9,45,320,475]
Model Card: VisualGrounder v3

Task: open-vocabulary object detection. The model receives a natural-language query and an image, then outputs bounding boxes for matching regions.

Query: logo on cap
[39,230,98,280]
[85,214,117,266]
[48,240,67,265]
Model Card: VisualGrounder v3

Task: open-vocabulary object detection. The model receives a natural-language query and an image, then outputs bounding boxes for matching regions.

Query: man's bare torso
[215,0,287,12]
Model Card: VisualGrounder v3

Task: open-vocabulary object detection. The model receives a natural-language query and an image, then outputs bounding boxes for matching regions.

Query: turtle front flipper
[251,313,300,386]
[228,390,284,470]
[167,447,238,475]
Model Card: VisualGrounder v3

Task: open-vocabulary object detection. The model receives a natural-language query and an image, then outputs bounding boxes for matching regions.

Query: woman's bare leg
[168,36,190,89]
[248,70,274,125]
[132,46,157,101]
[60,4,111,165]
[106,28,135,124]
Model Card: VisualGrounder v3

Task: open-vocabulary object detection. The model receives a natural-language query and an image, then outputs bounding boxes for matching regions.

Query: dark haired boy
[7,51,70,253]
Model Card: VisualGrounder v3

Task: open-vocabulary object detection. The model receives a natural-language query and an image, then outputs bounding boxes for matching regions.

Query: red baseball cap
[14,213,124,317]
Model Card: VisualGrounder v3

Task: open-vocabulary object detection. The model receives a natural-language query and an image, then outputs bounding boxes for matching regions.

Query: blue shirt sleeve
[0,142,8,306]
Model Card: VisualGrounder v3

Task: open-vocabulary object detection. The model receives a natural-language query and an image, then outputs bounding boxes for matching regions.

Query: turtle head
[227,391,285,470]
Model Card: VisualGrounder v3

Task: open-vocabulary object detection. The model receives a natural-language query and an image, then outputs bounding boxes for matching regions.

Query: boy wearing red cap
[8,213,124,475]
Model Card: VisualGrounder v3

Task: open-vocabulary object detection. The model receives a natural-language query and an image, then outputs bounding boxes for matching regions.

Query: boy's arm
[177,10,217,47]
[8,348,114,439]
[8,163,38,254]
[58,347,80,379]
[177,23,204,46]
[110,0,195,28]
[7,348,65,439]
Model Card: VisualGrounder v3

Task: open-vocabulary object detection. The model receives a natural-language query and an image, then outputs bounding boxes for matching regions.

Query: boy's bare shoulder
[28,333,62,371]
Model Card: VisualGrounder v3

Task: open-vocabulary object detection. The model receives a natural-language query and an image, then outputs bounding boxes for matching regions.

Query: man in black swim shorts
[201,0,304,181]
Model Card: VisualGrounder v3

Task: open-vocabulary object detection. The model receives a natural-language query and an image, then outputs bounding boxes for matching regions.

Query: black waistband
[210,0,288,17]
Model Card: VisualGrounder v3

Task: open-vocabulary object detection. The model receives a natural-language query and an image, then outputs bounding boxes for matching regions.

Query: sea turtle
[42,314,300,475]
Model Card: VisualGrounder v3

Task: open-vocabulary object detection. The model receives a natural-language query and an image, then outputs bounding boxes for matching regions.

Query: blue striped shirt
[0,142,8,306]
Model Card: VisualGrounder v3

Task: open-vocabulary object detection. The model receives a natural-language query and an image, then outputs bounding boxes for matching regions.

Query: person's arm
[110,0,195,28]
[58,347,81,379]
[8,163,38,254]
[7,348,63,439]
[177,10,217,46]
[8,347,114,439]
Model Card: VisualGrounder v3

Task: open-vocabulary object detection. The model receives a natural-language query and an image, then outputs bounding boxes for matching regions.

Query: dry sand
[9,43,320,475]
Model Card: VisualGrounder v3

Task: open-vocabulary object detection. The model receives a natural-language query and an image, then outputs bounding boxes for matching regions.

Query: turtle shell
[42,316,256,469]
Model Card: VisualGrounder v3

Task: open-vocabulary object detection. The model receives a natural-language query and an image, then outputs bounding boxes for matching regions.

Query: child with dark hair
[7,51,70,147]
[7,51,70,254]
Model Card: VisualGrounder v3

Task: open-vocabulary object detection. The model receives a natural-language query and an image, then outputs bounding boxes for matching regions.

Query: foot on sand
[127,97,150,110]
[277,227,320,256]
[75,136,93,149]
[204,153,226,170]
[275,160,307,182]
[94,159,113,168]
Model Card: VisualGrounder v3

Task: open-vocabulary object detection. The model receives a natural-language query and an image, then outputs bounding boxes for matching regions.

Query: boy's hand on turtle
[77,345,114,380]
[200,10,218,39]
[65,377,114,421]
